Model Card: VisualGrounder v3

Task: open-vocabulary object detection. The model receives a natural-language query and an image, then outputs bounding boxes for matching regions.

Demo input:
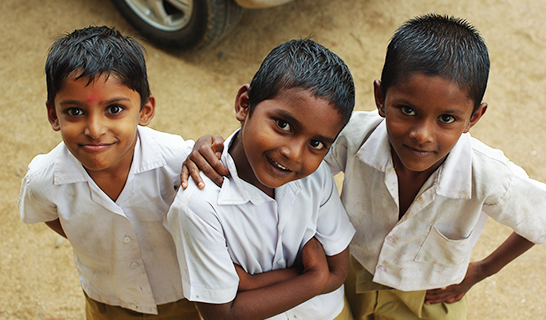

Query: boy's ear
[138,95,156,126]
[235,84,250,123]
[464,102,487,133]
[46,102,61,131]
[373,79,386,117]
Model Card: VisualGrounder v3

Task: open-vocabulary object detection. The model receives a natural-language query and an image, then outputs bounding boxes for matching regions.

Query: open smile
[267,156,291,173]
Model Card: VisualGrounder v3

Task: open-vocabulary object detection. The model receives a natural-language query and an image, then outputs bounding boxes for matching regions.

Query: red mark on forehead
[87,95,96,103]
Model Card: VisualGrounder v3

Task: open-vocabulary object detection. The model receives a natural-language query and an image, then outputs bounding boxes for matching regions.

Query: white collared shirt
[325,111,546,291]
[18,126,194,314]
[167,130,355,320]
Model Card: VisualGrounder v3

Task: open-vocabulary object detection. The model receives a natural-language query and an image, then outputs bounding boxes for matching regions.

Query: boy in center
[167,39,356,320]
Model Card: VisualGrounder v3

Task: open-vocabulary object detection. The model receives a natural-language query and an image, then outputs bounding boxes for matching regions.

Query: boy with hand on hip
[183,14,546,319]
[18,26,200,319]
[167,39,356,320]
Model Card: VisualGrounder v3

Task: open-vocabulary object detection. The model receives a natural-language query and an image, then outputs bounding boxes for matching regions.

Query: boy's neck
[86,163,132,202]
[228,132,275,198]
[392,150,443,219]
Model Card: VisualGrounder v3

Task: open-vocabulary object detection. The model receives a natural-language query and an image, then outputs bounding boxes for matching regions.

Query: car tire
[110,0,243,50]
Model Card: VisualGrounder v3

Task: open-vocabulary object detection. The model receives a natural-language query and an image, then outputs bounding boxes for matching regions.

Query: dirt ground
[2,0,546,319]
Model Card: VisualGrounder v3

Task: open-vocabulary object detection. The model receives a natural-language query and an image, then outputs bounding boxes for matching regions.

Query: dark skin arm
[235,264,302,292]
[182,135,228,189]
[236,246,350,294]
[425,232,534,304]
[322,247,350,294]
[196,238,329,320]
[45,218,67,238]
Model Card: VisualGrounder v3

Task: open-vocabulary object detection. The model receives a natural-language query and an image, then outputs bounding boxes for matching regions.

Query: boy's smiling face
[46,73,155,176]
[375,73,487,176]
[230,85,344,195]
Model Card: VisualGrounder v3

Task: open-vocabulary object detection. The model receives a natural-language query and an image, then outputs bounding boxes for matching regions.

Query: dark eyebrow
[318,135,335,145]
[274,109,336,145]
[394,98,468,115]
[274,108,302,127]
[441,109,467,115]
[58,99,83,106]
[59,97,130,107]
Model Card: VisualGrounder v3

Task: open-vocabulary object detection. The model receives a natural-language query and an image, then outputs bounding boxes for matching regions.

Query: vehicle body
[110,0,293,50]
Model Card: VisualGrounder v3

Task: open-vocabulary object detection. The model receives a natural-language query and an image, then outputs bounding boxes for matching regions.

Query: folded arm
[197,238,329,320]
[235,246,350,294]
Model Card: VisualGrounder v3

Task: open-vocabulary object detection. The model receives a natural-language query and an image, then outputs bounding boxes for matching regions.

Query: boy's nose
[280,140,305,162]
[409,120,434,143]
[84,114,107,139]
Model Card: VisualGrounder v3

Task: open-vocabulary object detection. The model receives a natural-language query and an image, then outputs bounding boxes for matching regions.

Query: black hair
[248,39,355,126]
[45,26,150,109]
[381,14,489,113]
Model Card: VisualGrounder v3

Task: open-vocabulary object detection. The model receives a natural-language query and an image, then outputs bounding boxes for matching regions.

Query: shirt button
[277,259,285,265]
[377,265,386,272]
[123,236,131,243]
[386,236,395,243]
[130,262,138,269]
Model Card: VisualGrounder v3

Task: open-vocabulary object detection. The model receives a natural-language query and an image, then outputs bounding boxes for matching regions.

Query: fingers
[188,136,229,188]
[183,158,205,189]
[425,287,464,304]
[193,145,225,187]
[211,135,226,159]
[445,293,465,303]
[181,163,190,189]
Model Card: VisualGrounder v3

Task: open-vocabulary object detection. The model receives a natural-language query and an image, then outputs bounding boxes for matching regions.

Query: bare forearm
[480,232,534,278]
[239,267,301,292]
[45,219,67,238]
[198,270,327,320]
[322,248,350,294]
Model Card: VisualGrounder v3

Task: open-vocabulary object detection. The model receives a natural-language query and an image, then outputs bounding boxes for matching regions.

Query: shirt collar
[356,120,472,199]
[217,129,302,206]
[53,126,166,185]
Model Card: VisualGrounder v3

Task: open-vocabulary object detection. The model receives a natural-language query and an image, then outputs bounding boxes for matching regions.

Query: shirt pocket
[414,225,472,267]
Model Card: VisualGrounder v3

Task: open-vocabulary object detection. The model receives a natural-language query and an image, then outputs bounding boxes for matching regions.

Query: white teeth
[274,160,289,171]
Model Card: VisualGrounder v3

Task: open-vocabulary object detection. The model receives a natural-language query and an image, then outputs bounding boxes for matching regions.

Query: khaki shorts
[85,292,201,320]
[333,294,355,320]
[345,256,467,320]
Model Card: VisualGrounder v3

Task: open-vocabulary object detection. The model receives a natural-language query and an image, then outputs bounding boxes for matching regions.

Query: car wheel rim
[123,0,193,31]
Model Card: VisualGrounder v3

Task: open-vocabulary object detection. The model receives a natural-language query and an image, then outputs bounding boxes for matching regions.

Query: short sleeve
[313,164,355,256]
[167,188,239,304]
[470,142,546,244]
[324,136,347,176]
[18,169,59,224]
[483,171,546,244]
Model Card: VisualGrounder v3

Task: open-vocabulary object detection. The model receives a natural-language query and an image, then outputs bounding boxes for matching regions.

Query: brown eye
[400,106,416,116]
[439,114,455,124]
[107,104,124,115]
[276,120,291,132]
[309,140,325,150]
[66,108,83,116]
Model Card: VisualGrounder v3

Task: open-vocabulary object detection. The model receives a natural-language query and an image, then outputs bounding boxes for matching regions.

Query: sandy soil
[2,0,546,319]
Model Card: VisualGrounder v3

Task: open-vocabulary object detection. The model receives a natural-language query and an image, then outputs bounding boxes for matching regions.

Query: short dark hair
[380,14,489,113]
[248,39,355,126]
[45,26,150,109]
